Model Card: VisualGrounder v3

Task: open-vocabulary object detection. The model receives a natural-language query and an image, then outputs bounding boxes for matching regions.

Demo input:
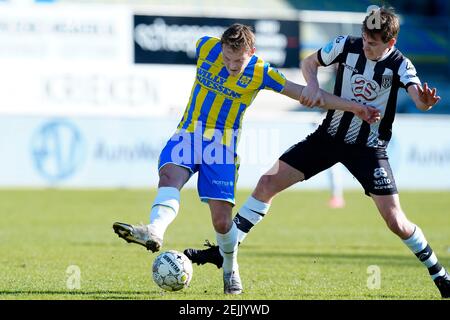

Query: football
[152,250,193,291]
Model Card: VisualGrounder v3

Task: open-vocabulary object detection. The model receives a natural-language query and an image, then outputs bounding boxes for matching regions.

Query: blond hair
[220,23,256,51]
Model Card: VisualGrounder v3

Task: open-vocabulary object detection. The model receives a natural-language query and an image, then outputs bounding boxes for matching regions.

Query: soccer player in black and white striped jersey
[184,6,449,298]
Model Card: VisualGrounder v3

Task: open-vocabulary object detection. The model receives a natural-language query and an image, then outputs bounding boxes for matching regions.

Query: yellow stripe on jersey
[197,37,221,62]
[204,93,226,140]
[223,100,241,135]
[177,83,198,131]
[186,86,210,132]
[221,128,233,147]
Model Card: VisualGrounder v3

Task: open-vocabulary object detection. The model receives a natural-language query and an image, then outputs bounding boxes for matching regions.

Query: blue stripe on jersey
[196,37,210,58]
[232,103,247,146]
[259,63,269,90]
[218,66,229,78]
[214,98,233,128]
[181,84,201,130]
[199,90,218,130]
[201,61,212,70]
[260,62,284,92]
[232,103,247,130]
[205,41,222,64]
[237,55,257,88]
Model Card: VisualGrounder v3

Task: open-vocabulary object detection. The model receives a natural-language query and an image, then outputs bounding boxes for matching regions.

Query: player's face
[362,32,395,61]
[222,44,255,76]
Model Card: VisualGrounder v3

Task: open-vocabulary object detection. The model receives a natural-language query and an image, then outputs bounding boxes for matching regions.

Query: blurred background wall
[0,0,449,190]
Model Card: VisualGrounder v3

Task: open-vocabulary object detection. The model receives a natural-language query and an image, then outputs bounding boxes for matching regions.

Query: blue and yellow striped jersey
[177,36,286,146]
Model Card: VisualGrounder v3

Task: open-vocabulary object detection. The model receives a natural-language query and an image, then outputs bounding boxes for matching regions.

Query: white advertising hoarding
[0,114,449,191]
[0,64,195,116]
[0,4,132,64]
[0,4,302,117]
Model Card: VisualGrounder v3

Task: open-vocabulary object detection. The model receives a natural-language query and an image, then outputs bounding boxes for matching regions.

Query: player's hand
[300,84,324,108]
[354,105,381,124]
[417,82,440,111]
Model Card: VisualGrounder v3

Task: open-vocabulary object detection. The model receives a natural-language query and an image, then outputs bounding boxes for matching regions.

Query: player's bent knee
[212,217,232,234]
[209,201,233,234]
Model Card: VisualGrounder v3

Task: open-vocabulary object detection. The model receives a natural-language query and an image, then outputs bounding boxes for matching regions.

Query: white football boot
[223,270,243,294]
[113,222,162,253]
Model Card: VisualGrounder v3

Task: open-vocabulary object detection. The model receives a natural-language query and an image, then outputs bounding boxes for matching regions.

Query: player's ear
[249,47,256,56]
[387,37,396,48]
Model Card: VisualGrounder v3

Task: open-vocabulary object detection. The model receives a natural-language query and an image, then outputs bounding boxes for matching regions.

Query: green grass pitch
[0,189,448,300]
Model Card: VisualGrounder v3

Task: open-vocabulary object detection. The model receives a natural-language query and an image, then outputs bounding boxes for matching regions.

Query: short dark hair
[221,23,256,51]
[362,6,400,43]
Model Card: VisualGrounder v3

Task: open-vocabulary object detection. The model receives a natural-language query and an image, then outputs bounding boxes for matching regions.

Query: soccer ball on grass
[152,250,193,291]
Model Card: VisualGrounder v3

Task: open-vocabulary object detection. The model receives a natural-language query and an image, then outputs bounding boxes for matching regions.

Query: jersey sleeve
[195,36,211,59]
[398,58,421,90]
[260,63,286,92]
[317,35,348,66]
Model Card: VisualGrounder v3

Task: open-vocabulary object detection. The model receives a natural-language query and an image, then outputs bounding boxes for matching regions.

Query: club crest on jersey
[237,75,252,88]
[351,74,379,101]
[381,74,393,89]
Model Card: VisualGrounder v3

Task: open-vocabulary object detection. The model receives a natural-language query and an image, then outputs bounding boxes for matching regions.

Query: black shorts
[279,130,398,196]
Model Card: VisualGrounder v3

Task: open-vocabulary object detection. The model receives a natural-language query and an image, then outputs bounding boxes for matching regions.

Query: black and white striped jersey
[316,35,421,147]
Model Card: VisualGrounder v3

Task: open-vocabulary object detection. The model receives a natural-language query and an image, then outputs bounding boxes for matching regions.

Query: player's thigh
[158,131,198,187]
[342,146,398,196]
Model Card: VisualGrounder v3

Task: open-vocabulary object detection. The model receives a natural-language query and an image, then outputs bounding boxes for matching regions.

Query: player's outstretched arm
[281,80,381,124]
[320,89,380,123]
[407,83,441,111]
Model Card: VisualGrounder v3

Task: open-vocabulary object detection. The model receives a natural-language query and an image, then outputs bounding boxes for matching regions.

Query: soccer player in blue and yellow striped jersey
[177,34,286,147]
[113,24,380,295]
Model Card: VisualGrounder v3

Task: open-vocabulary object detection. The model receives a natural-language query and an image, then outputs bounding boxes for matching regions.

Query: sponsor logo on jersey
[351,74,379,101]
[197,67,242,98]
[343,63,359,73]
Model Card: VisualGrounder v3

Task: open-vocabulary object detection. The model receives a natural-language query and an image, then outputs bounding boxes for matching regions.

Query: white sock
[149,187,180,239]
[216,223,238,273]
[403,225,446,280]
[233,196,270,243]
